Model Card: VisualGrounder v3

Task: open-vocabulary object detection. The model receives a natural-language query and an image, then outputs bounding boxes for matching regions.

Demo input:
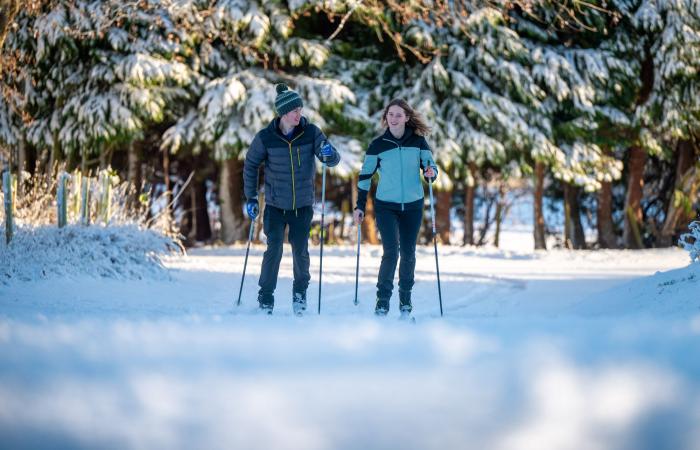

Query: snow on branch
[679,221,700,263]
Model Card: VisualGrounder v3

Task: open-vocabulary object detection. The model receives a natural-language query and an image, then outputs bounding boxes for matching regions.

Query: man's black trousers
[258,205,313,301]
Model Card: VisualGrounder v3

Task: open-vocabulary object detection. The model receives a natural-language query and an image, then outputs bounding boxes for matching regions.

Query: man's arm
[243,133,266,200]
[313,127,340,167]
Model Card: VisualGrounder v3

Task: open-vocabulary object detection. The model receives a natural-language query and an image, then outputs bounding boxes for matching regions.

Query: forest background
[1,0,698,250]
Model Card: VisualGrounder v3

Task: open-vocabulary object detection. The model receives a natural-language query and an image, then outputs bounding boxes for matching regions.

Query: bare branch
[326,0,365,43]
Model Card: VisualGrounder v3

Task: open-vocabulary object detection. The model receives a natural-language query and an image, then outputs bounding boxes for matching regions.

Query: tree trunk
[176,157,194,242]
[16,134,26,197]
[362,184,379,244]
[494,182,506,248]
[597,180,617,248]
[192,175,212,242]
[349,174,359,241]
[219,158,246,244]
[533,161,547,250]
[463,174,475,246]
[80,149,88,174]
[476,185,495,246]
[127,140,143,212]
[659,140,696,246]
[254,189,264,243]
[623,146,647,249]
[253,168,265,243]
[162,147,173,231]
[99,145,107,170]
[339,188,351,242]
[435,187,451,244]
[47,129,60,177]
[564,183,586,249]
[66,147,78,172]
[180,186,193,241]
[35,147,48,178]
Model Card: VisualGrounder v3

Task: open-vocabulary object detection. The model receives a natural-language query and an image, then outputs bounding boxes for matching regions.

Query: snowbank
[679,221,700,263]
[571,263,699,317]
[0,236,697,449]
[0,225,181,284]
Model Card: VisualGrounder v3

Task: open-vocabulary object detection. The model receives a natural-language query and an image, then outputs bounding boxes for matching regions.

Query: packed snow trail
[1,236,699,449]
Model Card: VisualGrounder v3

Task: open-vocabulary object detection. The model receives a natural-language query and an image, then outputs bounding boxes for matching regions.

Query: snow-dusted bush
[0,168,179,235]
[679,221,700,263]
[0,224,182,284]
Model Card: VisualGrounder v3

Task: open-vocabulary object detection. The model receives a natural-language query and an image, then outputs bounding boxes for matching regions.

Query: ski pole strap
[429,181,436,234]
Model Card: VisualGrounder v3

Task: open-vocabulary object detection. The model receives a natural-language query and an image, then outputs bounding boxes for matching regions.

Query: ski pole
[354,224,361,306]
[317,161,327,314]
[236,217,256,307]
[428,180,444,316]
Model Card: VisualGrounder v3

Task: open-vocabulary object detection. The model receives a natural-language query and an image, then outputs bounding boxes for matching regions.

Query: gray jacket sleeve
[243,133,266,200]
[312,126,340,167]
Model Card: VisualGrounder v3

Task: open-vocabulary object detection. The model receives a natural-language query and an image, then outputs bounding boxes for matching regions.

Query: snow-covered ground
[1,226,699,449]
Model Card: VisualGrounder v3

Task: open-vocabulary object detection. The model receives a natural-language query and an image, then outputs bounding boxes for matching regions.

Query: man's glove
[246,198,259,220]
[320,141,333,161]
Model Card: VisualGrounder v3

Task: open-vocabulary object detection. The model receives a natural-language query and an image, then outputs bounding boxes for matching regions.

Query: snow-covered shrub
[679,221,700,263]
[0,224,183,284]
[1,169,178,235]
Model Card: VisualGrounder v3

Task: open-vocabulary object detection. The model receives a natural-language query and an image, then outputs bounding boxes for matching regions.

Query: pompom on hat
[274,83,303,116]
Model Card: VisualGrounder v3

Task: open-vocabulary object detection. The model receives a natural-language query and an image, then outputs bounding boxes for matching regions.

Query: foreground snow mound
[571,263,699,317]
[0,225,181,284]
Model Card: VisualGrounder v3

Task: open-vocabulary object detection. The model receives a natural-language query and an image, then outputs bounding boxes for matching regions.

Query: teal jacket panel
[356,127,438,212]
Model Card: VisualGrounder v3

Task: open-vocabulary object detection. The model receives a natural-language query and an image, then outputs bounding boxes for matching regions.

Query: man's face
[280,107,303,129]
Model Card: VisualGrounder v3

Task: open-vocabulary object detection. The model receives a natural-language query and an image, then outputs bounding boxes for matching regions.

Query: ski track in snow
[1,235,700,449]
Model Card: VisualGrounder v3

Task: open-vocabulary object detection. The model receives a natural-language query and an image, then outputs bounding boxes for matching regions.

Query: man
[243,83,340,315]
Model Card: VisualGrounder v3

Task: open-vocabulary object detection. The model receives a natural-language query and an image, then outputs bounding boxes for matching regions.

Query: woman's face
[386,105,409,132]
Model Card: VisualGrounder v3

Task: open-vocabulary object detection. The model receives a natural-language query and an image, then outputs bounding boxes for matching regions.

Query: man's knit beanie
[274,83,303,116]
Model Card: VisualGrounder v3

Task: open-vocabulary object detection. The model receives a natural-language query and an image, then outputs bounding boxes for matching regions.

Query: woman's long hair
[380,98,431,136]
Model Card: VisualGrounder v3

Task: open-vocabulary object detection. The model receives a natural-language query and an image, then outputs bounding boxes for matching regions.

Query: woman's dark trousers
[374,206,423,301]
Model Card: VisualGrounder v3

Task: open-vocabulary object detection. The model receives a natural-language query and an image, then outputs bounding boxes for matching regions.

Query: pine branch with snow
[679,221,700,263]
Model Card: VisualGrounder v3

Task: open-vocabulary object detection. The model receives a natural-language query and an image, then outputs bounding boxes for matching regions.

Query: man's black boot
[375,297,390,316]
[258,293,274,314]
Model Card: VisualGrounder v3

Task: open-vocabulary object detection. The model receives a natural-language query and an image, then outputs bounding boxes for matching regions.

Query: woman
[353,98,438,316]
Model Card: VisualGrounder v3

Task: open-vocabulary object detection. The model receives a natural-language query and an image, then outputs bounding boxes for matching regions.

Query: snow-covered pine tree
[2,0,195,219]
[0,0,22,50]
[512,2,633,249]
[160,0,367,243]
[589,0,700,248]
[431,5,554,246]
[306,3,547,246]
[293,1,622,248]
[623,0,700,246]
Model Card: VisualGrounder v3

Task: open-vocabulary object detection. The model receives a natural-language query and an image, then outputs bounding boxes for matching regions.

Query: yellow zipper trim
[286,131,305,211]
